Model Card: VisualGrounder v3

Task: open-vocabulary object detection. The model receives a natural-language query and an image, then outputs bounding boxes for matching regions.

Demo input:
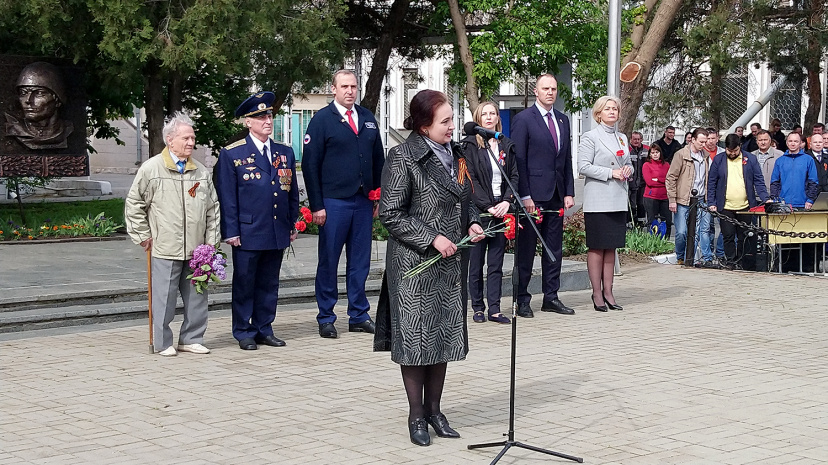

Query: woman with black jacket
[462,101,519,324]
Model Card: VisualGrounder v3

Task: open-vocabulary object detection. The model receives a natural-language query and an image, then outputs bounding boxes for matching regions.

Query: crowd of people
[639,121,827,271]
[123,68,827,446]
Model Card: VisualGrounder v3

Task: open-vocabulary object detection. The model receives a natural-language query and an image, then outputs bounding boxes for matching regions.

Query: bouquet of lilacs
[186,243,228,294]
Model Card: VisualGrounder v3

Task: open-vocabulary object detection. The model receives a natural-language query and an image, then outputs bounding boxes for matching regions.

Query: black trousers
[720,208,748,265]
[516,197,563,304]
[469,220,507,315]
[643,197,672,238]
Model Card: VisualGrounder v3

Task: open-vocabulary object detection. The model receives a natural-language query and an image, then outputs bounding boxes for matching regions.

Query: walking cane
[146,249,154,354]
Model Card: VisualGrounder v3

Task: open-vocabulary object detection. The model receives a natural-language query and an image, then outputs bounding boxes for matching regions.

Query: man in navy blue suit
[215,92,299,350]
[302,70,385,339]
[512,74,576,318]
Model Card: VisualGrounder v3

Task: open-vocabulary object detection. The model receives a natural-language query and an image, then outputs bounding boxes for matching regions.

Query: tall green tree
[0,0,347,155]
[342,0,439,114]
[445,0,609,113]
[742,0,827,132]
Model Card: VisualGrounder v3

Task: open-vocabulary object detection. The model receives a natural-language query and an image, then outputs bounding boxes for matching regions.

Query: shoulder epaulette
[223,139,246,150]
[272,141,291,149]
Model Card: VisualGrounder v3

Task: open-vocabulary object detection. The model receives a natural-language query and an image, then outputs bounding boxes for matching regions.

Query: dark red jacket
[642,160,670,200]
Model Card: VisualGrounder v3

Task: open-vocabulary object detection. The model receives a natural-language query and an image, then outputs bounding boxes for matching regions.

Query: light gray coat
[378,133,479,366]
[752,147,782,191]
[577,125,634,213]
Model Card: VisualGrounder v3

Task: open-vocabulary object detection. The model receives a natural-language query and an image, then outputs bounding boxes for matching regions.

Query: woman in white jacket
[577,96,633,312]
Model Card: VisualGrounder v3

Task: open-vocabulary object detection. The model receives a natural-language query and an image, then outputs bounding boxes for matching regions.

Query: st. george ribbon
[463,121,504,140]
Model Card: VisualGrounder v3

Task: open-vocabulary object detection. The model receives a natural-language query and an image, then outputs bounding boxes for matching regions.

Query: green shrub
[562,210,587,256]
[620,227,674,255]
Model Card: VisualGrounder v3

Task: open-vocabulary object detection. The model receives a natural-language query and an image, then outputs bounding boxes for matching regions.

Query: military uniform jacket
[215,135,299,251]
[301,102,385,212]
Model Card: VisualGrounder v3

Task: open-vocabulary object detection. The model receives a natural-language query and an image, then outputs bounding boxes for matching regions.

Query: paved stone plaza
[1,263,827,465]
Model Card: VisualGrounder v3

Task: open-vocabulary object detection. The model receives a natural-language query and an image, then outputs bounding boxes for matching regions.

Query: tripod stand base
[468,439,583,464]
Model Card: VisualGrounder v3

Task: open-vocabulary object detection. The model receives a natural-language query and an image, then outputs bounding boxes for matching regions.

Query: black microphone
[463,121,504,140]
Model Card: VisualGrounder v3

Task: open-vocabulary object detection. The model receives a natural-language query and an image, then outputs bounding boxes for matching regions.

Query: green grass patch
[0,198,125,228]
[620,228,674,255]
[0,199,126,241]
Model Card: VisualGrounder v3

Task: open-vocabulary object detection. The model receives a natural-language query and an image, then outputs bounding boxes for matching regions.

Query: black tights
[400,363,447,422]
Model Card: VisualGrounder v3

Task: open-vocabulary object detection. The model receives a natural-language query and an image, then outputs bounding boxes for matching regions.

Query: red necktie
[346,109,358,134]
[546,112,559,152]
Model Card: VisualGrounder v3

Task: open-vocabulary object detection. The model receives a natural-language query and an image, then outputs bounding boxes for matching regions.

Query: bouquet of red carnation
[294,206,312,233]
[300,206,312,223]
[503,214,517,240]
[404,220,512,279]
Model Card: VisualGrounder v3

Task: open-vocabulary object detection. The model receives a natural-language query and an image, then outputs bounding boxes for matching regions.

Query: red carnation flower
[368,188,381,201]
[616,150,624,157]
[295,221,307,232]
[300,206,312,223]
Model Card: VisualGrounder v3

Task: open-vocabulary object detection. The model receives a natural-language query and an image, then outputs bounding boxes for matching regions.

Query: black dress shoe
[348,319,376,334]
[255,335,286,347]
[238,338,258,350]
[319,323,338,339]
[516,302,534,318]
[603,297,623,311]
[426,413,460,438]
[541,298,575,315]
[408,418,431,446]
[592,296,608,312]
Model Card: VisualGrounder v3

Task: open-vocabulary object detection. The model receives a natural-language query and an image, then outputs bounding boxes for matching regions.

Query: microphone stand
[467,135,582,464]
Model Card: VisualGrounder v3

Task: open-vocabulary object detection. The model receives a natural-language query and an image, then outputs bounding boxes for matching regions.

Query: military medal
[255,172,261,179]
[243,173,249,180]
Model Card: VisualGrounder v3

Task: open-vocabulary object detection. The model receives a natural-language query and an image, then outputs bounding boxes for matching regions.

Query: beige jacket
[665,146,710,206]
[752,147,782,191]
[125,148,220,260]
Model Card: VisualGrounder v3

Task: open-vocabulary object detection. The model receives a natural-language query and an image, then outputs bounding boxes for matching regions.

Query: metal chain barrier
[696,201,828,240]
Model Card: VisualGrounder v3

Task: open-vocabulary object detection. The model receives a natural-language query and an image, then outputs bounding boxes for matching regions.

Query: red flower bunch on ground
[368,188,381,202]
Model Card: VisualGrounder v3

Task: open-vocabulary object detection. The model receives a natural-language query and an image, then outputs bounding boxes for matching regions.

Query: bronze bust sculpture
[4,61,74,150]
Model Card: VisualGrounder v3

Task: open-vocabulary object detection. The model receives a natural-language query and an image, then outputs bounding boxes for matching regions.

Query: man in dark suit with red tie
[302,70,385,339]
[512,74,576,318]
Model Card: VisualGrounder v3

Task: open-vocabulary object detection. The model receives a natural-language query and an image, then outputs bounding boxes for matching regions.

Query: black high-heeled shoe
[603,297,623,311]
[408,418,431,446]
[426,413,460,438]
[592,296,608,312]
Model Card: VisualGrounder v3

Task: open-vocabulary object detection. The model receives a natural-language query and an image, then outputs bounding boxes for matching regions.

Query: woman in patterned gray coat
[378,90,483,446]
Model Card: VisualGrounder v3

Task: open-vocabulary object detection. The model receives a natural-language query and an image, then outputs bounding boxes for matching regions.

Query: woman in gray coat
[378,90,483,446]
[577,96,633,312]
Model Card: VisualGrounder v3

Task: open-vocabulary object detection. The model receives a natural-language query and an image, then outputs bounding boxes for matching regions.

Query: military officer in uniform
[215,92,299,350]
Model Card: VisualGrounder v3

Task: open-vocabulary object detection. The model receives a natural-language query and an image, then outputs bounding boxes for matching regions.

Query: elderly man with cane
[126,112,220,356]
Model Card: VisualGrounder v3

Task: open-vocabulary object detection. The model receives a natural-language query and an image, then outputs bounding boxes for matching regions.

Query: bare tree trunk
[362,0,412,114]
[273,92,288,113]
[619,0,684,136]
[621,0,659,68]
[803,0,824,132]
[13,179,26,226]
[145,60,165,156]
[708,0,723,131]
[168,70,183,114]
[710,63,724,132]
[446,0,479,113]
